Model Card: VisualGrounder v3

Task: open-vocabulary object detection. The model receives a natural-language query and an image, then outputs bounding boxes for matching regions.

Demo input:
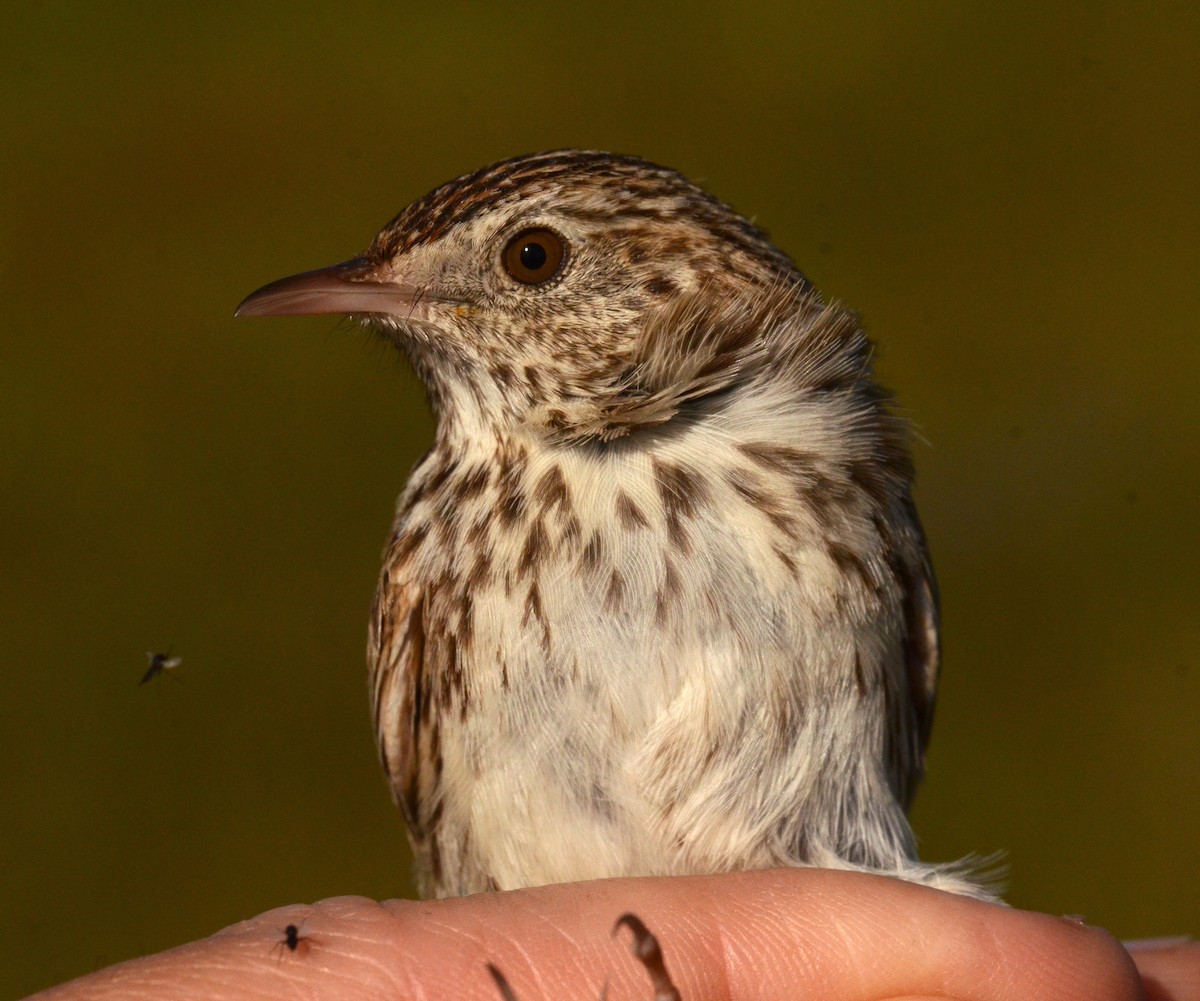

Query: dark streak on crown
[367,150,801,282]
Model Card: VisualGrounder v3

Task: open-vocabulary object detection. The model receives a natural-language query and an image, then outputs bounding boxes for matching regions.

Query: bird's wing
[898,506,941,805]
[368,574,437,840]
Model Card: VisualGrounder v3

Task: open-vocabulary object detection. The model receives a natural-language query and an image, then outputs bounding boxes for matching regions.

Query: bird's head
[238,151,858,444]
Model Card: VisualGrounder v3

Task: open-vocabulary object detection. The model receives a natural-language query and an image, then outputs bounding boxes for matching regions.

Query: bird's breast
[386,407,895,730]
[373,404,912,891]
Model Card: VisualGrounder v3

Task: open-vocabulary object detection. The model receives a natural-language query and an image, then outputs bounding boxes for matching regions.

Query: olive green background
[2,3,1197,996]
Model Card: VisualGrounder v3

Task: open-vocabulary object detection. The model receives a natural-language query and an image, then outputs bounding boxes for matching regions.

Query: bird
[237,150,984,900]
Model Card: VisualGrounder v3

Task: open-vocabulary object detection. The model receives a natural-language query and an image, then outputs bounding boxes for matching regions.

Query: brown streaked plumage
[237,150,986,900]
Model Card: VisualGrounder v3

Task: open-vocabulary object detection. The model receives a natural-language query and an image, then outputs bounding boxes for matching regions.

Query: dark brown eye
[502,228,566,285]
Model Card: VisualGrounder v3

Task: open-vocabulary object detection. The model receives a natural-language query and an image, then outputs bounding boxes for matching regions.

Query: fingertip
[1125,937,1200,1001]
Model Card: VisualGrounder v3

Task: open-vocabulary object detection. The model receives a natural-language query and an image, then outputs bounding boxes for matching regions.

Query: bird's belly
[401,434,912,896]
[426,541,869,895]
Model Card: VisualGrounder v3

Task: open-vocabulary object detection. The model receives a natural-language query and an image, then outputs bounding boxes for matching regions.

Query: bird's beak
[235,257,428,319]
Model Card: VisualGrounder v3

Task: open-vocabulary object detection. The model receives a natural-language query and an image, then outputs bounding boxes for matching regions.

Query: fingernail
[1124,935,1194,951]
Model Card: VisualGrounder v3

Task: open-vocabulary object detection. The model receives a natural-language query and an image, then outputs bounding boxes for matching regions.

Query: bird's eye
[502,228,566,285]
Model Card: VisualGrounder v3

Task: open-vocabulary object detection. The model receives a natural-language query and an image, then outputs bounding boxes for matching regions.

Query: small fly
[273,922,311,959]
[141,652,182,685]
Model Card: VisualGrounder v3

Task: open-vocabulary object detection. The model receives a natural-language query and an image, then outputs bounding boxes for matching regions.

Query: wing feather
[369,576,434,838]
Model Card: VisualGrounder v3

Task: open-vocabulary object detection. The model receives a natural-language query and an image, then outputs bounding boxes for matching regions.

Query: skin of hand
[25,869,1198,1001]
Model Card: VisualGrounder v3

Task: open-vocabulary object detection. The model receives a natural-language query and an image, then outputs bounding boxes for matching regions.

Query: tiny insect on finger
[271,922,312,960]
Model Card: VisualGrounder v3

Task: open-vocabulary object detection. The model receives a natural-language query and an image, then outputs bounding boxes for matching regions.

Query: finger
[26,869,1144,1001]
[444,869,1143,1001]
[1125,938,1200,1001]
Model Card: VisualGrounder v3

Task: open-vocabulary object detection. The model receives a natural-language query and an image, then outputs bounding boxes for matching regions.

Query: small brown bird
[238,151,983,899]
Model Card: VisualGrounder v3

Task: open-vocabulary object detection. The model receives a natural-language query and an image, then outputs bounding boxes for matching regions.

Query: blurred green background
[2,2,1197,995]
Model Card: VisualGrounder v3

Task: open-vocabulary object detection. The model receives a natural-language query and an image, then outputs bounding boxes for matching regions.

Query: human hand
[26,868,1198,1001]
